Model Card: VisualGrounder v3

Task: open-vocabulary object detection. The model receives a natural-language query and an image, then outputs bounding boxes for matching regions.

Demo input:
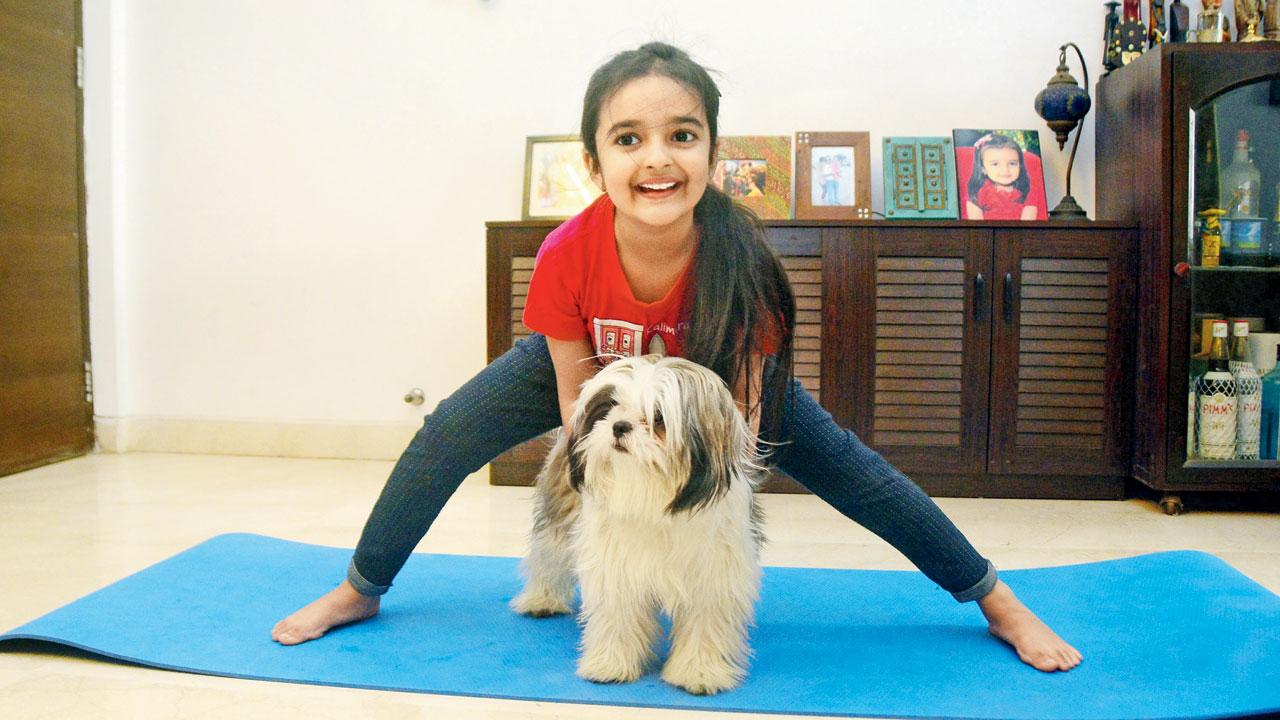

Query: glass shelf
[1184,459,1280,471]
[1189,265,1280,274]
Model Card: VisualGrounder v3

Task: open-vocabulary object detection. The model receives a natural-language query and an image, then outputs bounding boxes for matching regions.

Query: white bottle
[1197,320,1237,460]
[1230,321,1262,460]
[1220,129,1261,218]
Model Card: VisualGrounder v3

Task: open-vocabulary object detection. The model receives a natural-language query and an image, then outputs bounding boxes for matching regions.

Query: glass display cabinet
[1097,43,1280,514]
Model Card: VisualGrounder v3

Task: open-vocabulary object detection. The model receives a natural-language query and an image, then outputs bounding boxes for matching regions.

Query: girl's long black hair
[580,42,796,445]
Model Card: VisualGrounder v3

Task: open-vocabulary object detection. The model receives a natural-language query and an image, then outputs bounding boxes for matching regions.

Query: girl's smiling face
[587,74,712,239]
[980,146,1022,187]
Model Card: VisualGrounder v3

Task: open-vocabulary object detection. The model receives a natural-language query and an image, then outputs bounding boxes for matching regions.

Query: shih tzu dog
[510,355,766,696]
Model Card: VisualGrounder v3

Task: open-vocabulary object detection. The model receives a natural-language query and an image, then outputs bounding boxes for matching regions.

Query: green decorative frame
[882,136,959,220]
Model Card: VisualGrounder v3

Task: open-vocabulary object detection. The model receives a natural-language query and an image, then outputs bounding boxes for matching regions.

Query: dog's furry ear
[567,384,616,492]
[667,416,733,515]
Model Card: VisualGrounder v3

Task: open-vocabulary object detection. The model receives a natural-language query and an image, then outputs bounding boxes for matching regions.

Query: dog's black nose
[612,420,632,438]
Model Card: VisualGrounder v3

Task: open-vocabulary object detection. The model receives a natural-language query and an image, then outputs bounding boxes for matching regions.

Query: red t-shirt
[522,194,695,362]
[975,179,1029,220]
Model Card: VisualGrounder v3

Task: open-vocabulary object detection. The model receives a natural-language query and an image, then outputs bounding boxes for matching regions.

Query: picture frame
[522,135,602,221]
[882,136,959,220]
[951,129,1049,221]
[712,136,792,220]
[794,132,872,220]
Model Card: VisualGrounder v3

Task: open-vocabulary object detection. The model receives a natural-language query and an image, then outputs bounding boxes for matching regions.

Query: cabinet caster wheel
[1160,495,1185,516]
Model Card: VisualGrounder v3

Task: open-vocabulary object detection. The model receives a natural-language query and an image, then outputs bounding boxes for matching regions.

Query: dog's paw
[575,649,647,685]
[509,587,572,617]
[660,656,745,696]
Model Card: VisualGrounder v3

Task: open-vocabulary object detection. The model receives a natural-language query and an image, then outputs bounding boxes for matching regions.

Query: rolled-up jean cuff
[951,559,998,603]
[347,558,391,597]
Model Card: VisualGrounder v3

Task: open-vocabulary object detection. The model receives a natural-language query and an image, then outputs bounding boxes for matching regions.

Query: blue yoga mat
[2,534,1278,719]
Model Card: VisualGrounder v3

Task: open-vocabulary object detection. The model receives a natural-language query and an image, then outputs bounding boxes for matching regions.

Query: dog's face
[566,356,756,519]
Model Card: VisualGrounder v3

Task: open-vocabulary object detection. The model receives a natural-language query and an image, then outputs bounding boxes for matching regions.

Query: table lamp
[1034,42,1091,220]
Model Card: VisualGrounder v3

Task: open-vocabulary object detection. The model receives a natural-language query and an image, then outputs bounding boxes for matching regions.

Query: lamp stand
[1049,42,1090,221]
[1050,120,1089,219]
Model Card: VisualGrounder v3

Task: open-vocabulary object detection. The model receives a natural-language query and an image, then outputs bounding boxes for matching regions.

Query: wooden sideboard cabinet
[486,219,1136,499]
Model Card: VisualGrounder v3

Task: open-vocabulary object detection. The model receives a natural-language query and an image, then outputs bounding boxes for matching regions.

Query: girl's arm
[1020,205,1038,221]
[966,200,984,220]
[546,335,600,428]
[732,353,765,437]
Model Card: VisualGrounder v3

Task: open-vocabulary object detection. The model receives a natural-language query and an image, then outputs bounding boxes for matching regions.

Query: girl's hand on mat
[978,580,1082,672]
[271,580,380,645]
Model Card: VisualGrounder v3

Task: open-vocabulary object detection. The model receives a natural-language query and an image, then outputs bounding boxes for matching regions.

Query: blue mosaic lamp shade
[1033,49,1091,151]
[882,137,959,219]
[1034,82,1091,125]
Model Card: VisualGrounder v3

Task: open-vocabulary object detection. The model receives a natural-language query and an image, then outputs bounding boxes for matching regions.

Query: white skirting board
[94,417,421,461]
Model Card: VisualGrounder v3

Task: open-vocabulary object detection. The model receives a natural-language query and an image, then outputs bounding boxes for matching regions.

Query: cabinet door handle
[1003,272,1015,324]
[974,273,985,321]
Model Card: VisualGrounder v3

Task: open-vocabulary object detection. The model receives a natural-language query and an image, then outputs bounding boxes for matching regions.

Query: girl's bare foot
[271,580,380,645]
[977,580,1082,672]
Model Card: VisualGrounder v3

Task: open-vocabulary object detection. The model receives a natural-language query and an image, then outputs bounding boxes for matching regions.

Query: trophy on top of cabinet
[1118,0,1148,64]
[1169,0,1191,41]
[1235,0,1262,40]
[1103,1,1124,71]
[1149,0,1167,45]
[1197,0,1229,42]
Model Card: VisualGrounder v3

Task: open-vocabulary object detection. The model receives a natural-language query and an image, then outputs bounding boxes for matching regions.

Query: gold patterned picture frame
[712,136,793,220]
[522,135,602,221]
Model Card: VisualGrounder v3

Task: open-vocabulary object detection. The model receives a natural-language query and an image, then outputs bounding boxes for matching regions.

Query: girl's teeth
[640,182,676,190]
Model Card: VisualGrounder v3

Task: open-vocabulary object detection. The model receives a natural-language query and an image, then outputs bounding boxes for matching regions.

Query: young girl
[273,42,1081,674]
[965,133,1039,220]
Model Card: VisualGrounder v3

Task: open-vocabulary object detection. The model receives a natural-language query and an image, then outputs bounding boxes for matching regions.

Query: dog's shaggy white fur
[510,355,766,695]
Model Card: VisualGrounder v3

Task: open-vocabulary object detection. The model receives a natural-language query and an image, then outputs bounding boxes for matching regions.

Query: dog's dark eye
[651,408,664,430]
[582,387,618,431]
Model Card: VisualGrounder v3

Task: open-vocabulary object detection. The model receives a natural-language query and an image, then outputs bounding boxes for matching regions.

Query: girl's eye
[672,130,696,142]
[617,134,639,147]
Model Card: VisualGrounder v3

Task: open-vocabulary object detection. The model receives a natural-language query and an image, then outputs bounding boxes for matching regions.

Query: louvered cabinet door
[486,229,555,484]
[845,227,993,475]
[988,229,1135,476]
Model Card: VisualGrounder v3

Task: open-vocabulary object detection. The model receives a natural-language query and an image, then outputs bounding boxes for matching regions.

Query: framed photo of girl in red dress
[952,129,1049,221]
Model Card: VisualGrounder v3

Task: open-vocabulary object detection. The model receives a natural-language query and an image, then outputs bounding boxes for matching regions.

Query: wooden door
[835,226,993,476]
[0,0,92,476]
[988,228,1134,476]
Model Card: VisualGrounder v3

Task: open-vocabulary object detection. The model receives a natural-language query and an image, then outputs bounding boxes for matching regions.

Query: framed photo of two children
[794,132,872,220]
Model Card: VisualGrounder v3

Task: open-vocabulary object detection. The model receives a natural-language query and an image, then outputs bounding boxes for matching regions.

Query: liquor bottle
[1220,129,1261,219]
[1261,346,1280,460]
[1193,107,1219,215]
[1197,320,1237,460]
[1230,321,1262,460]
[1198,208,1225,267]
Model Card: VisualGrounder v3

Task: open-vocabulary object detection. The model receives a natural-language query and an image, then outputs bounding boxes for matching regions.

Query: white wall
[84,0,1143,454]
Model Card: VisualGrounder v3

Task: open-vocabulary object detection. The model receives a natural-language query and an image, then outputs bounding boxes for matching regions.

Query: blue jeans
[348,334,997,603]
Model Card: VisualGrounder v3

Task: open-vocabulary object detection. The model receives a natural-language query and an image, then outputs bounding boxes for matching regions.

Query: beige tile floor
[1,452,1278,719]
